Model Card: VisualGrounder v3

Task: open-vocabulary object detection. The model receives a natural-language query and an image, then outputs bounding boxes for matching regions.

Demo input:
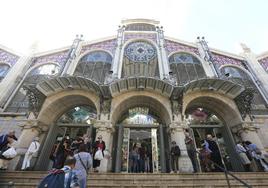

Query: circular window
[125,42,156,63]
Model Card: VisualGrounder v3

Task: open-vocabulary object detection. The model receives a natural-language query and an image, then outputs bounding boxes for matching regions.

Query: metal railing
[0,181,14,188]
[195,150,252,188]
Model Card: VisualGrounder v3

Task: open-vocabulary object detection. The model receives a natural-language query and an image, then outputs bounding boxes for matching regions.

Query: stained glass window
[57,106,97,124]
[74,51,112,83]
[0,64,10,81]
[169,52,206,85]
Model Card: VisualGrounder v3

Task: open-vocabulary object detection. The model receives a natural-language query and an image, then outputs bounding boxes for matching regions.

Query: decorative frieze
[231,122,259,135]
[80,39,117,56]
[0,48,20,67]
[165,40,199,56]
[124,33,157,43]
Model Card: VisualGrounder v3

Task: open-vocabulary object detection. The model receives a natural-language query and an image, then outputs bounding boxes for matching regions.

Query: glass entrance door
[120,128,159,173]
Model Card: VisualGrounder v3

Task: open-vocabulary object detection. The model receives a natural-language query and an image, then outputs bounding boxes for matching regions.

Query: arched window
[169,52,206,85]
[6,64,60,112]
[57,105,97,124]
[0,64,10,81]
[122,41,159,78]
[221,66,266,107]
[74,51,112,83]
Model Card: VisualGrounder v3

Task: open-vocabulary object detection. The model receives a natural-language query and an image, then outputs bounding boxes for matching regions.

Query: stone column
[94,120,114,172]
[168,122,193,172]
[232,121,265,151]
[8,119,47,170]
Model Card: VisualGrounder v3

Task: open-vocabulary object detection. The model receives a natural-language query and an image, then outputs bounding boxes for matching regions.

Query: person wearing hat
[21,137,40,170]
[92,135,106,172]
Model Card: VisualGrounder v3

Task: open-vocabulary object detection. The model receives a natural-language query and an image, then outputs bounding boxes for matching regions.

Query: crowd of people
[1,129,268,187]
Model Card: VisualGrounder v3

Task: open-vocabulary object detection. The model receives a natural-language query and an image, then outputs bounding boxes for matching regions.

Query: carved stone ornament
[234,88,255,121]
[231,122,258,135]
[94,120,114,133]
[171,93,183,116]
[23,84,46,118]
[19,119,48,133]
[101,98,112,115]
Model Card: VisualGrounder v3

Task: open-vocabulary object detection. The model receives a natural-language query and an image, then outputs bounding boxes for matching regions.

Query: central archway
[111,93,172,173]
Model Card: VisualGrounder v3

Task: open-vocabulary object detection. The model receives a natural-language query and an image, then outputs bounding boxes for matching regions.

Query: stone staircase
[0,171,268,187]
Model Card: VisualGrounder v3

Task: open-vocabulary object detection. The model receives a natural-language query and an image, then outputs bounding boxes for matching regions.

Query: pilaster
[63,35,83,76]
[168,122,193,172]
[240,44,268,103]
[231,120,264,150]
[94,120,114,172]
[196,38,218,78]
[156,27,169,79]
[112,26,125,79]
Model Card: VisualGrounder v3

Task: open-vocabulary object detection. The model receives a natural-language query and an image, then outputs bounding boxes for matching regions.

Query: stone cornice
[231,122,259,134]
[0,44,22,57]
[19,119,49,133]
[94,120,114,133]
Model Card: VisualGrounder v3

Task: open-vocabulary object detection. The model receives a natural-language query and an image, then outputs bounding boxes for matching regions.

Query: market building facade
[0,19,268,173]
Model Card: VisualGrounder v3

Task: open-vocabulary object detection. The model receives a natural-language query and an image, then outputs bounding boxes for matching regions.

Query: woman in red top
[93,135,106,172]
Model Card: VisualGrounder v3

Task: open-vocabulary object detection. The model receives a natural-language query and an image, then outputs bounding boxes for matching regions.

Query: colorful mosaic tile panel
[165,39,200,56]
[31,50,69,68]
[124,33,157,43]
[0,49,20,66]
[212,53,244,67]
[258,57,268,72]
[80,39,117,56]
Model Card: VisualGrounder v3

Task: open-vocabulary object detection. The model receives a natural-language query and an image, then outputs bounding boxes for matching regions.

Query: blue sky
[0,0,267,55]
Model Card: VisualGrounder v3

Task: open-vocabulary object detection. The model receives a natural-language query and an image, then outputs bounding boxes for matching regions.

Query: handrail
[195,150,252,188]
[0,181,14,188]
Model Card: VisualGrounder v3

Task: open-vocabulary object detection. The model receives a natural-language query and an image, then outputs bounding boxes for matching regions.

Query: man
[184,130,198,173]
[170,141,181,173]
[38,156,79,188]
[21,137,40,170]
[205,134,224,171]
[0,130,17,151]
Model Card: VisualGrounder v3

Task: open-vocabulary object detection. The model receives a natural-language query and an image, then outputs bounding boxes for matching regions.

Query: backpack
[38,169,65,188]
[174,146,181,156]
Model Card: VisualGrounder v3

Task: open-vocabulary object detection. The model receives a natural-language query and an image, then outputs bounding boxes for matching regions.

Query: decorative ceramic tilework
[165,39,200,56]
[80,39,117,56]
[0,49,20,66]
[212,53,244,67]
[258,57,268,72]
[31,50,69,68]
[124,33,157,43]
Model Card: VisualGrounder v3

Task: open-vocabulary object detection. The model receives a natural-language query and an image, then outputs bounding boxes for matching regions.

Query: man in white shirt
[21,137,40,170]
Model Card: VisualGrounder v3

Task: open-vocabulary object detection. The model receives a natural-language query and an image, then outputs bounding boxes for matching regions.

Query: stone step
[1,171,267,188]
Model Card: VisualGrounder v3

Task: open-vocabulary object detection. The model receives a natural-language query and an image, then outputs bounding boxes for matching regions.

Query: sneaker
[170,171,174,173]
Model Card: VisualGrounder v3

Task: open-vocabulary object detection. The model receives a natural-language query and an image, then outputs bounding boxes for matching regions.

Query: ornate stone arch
[118,38,161,79]
[183,91,242,127]
[110,91,172,126]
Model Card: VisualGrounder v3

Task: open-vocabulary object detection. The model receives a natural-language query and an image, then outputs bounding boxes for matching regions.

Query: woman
[74,144,92,188]
[93,135,106,172]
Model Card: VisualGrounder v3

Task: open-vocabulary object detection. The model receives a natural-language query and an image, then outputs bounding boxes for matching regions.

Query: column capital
[168,122,188,133]
[19,119,49,133]
[231,121,259,135]
[94,120,115,133]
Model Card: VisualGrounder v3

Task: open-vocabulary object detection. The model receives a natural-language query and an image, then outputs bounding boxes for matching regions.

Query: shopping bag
[94,149,104,160]
[2,147,17,159]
